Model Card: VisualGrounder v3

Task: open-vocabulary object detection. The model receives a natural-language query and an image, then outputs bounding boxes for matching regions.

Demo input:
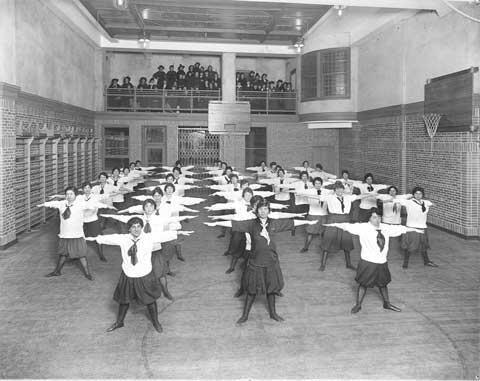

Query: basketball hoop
[423,113,441,151]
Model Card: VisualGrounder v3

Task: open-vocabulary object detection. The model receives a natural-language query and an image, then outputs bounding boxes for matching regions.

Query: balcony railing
[236,90,297,114]
[104,87,297,114]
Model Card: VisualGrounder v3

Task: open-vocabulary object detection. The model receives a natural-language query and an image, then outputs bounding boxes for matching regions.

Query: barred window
[301,47,350,101]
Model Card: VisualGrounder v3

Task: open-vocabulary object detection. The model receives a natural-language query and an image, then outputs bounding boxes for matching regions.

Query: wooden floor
[0,202,478,379]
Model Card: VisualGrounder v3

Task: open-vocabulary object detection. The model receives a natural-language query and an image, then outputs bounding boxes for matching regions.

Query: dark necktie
[128,239,139,265]
[304,184,308,190]
[393,202,398,214]
[414,200,426,212]
[166,201,171,204]
[114,180,118,186]
[62,204,71,220]
[226,177,231,184]
[144,221,152,233]
[337,197,345,213]
[318,190,323,207]
[262,168,265,172]
[100,187,104,195]
[174,179,178,184]
[367,185,374,192]
[155,209,160,215]
[234,188,239,191]
[376,230,385,251]
[280,179,284,185]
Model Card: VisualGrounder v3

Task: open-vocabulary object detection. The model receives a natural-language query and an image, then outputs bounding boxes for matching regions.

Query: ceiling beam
[227,0,470,11]
[108,24,268,35]
[128,3,145,31]
[134,0,285,12]
[261,10,284,43]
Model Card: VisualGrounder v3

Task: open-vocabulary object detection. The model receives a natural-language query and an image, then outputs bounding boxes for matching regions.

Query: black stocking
[46,255,67,277]
[301,235,313,252]
[159,276,173,300]
[237,293,256,324]
[226,256,239,274]
[146,302,163,333]
[267,293,284,321]
[79,257,93,280]
[351,286,367,313]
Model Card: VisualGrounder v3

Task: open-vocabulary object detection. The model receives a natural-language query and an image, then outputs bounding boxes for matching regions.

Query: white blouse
[398,199,433,229]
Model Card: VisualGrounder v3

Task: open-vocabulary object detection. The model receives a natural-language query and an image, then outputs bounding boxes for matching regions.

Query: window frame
[300,47,351,102]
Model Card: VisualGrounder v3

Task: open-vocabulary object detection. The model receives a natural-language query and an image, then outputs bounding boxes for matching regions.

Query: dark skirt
[355,259,391,288]
[227,231,247,258]
[57,237,87,259]
[151,249,167,279]
[83,220,102,237]
[350,199,361,222]
[113,270,162,305]
[401,230,430,252]
[321,214,354,252]
[161,241,177,262]
[306,214,327,235]
[243,261,284,296]
[358,207,372,223]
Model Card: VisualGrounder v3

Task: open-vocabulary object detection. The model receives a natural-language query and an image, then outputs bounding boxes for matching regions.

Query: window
[301,47,350,101]
[245,127,267,168]
[104,126,129,170]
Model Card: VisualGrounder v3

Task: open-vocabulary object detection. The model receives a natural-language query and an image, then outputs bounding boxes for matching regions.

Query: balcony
[104,88,297,114]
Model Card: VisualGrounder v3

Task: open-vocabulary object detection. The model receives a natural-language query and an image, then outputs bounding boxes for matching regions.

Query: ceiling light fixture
[141,8,149,19]
[113,0,129,10]
[294,37,305,53]
[295,18,302,31]
[334,5,346,17]
[138,31,151,49]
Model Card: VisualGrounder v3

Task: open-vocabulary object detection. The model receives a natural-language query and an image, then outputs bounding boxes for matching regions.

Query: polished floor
[0,204,478,379]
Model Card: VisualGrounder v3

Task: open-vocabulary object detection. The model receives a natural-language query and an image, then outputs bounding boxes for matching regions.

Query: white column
[221,52,236,103]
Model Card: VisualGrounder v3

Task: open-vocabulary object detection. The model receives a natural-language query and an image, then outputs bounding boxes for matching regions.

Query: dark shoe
[223,251,230,256]
[351,304,362,314]
[346,264,356,271]
[177,254,185,262]
[383,302,401,312]
[152,322,163,333]
[225,267,235,274]
[217,233,226,238]
[99,255,107,262]
[234,288,244,298]
[45,271,61,277]
[163,289,174,301]
[300,247,308,253]
[85,274,94,281]
[167,271,176,277]
[402,264,408,269]
[425,261,438,267]
[106,322,124,332]
[319,265,326,272]
[278,292,284,297]
[236,315,248,324]
[269,313,284,322]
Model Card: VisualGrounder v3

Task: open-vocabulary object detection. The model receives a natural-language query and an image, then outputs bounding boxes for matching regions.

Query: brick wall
[339,103,480,238]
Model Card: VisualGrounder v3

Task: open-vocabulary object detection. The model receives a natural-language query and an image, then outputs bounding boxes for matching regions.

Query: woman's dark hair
[152,187,163,197]
[164,183,176,192]
[230,173,239,181]
[165,173,174,181]
[363,172,374,182]
[315,163,323,170]
[173,166,182,174]
[341,169,349,176]
[259,160,266,166]
[129,162,136,168]
[269,161,277,167]
[240,179,249,187]
[366,207,380,220]
[302,160,309,166]
[300,171,309,179]
[175,160,182,166]
[277,168,285,175]
[334,181,345,190]
[142,199,156,210]
[98,172,108,179]
[64,186,78,195]
[387,185,399,194]
[127,217,144,229]
[412,186,425,197]
[313,177,323,185]
[242,187,253,198]
[112,167,120,174]
[250,195,264,211]
[223,166,233,175]
[255,199,270,213]
[82,181,92,189]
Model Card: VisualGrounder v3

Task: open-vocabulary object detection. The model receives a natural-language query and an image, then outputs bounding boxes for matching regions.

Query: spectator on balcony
[177,64,185,79]
[193,62,201,72]
[107,78,121,110]
[193,71,201,90]
[248,70,256,82]
[261,73,268,87]
[148,78,161,111]
[212,73,221,88]
[238,72,247,88]
[188,64,194,74]
[152,65,166,89]
[137,77,149,110]
[275,80,284,91]
[206,65,217,80]
[268,81,275,92]
[186,71,194,90]
[121,76,134,110]
[166,65,177,89]
[177,73,186,90]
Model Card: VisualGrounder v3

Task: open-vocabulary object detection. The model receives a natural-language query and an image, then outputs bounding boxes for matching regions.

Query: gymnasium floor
[0,204,478,379]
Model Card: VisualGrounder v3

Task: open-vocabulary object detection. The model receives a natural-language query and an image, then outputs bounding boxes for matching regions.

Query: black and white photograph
[0,0,478,379]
